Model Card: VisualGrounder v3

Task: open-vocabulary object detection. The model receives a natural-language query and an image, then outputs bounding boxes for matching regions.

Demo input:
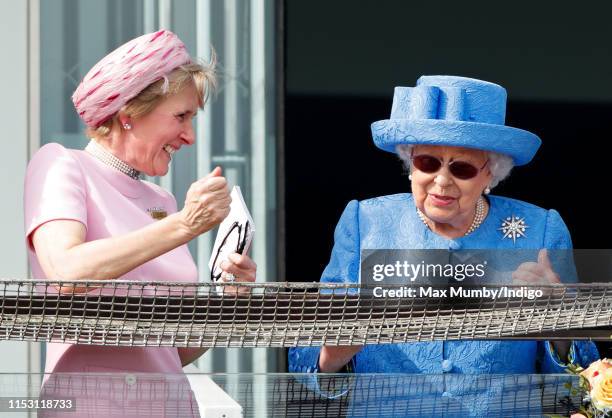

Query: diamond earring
[123,123,132,130]
[484,187,491,195]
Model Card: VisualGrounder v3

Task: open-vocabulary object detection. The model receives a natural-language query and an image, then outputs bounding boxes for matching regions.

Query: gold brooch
[147,207,167,220]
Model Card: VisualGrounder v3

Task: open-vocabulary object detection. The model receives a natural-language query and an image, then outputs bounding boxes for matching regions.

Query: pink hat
[72,30,191,128]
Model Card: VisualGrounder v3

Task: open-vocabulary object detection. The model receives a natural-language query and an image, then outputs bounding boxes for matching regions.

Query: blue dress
[289,193,598,417]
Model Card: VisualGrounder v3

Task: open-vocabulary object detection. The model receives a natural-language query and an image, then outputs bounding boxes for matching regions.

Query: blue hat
[371,76,541,165]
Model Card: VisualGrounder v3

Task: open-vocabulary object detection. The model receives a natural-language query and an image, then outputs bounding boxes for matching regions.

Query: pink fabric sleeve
[24,143,87,250]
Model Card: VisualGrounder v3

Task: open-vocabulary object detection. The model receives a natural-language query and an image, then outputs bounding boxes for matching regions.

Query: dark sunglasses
[210,221,250,282]
[411,153,489,180]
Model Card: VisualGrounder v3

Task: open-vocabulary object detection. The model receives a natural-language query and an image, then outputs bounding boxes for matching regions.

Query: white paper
[208,186,255,282]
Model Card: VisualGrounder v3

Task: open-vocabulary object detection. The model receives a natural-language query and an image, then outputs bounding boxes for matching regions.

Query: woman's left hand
[511,249,561,286]
[220,253,257,294]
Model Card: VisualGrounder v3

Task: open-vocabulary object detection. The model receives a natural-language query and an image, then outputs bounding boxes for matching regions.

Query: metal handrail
[0,280,610,347]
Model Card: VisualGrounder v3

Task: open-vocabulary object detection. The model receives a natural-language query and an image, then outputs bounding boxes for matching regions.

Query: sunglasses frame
[410,151,489,180]
[210,220,251,282]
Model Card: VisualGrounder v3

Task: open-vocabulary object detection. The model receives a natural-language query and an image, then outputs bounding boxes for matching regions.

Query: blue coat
[289,194,598,416]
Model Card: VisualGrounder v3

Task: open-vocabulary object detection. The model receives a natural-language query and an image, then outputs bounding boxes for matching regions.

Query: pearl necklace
[85,140,141,180]
[416,196,486,236]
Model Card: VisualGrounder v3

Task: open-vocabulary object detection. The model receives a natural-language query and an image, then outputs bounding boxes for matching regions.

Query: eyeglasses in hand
[210,221,251,282]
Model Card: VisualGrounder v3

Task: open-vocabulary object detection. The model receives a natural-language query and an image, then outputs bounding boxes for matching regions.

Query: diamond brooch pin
[499,215,528,243]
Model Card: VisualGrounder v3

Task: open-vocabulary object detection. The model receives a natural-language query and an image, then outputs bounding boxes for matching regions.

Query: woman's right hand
[31,168,232,285]
[318,345,364,372]
[179,166,232,238]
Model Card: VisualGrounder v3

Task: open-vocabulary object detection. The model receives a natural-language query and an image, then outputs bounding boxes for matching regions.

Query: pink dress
[24,143,201,417]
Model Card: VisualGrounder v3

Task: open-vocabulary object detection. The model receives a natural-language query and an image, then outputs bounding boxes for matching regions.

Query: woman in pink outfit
[24,30,255,416]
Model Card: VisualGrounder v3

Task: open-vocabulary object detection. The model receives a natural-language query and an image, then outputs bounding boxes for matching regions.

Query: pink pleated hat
[72,30,192,128]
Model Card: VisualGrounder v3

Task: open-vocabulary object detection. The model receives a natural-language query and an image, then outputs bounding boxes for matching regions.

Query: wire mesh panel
[266,374,582,418]
[38,373,198,417]
[0,280,610,347]
[0,372,586,418]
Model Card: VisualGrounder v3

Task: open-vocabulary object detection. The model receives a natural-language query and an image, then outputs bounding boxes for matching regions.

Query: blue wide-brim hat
[371,76,541,165]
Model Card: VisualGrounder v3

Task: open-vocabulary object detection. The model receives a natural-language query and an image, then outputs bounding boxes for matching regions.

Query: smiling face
[111,82,200,176]
[410,145,492,233]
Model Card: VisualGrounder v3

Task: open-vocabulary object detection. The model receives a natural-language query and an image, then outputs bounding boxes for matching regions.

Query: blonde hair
[87,59,216,140]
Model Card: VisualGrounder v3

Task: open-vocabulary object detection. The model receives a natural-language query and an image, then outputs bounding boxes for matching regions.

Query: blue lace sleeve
[539,341,600,373]
[288,200,361,397]
[320,199,361,286]
[539,209,600,372]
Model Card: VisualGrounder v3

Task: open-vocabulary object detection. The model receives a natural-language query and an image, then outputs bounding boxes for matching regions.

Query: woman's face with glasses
[410,145,492,231]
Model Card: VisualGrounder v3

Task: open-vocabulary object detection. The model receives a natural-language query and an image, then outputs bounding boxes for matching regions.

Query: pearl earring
[484,187,491,195]
[123,123,132,130]
[408,174,413,180]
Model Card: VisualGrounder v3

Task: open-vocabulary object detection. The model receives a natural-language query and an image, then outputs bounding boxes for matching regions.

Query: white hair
[396,144,514,190]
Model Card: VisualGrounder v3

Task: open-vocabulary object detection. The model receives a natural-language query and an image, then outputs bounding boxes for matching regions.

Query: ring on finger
[224,272,235,283]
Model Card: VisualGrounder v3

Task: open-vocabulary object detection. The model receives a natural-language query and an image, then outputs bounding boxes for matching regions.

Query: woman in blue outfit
[288,76,599,417]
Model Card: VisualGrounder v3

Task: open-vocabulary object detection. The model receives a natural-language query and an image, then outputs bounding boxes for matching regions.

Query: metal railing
[0,372,584,417]
[0,280,610,347]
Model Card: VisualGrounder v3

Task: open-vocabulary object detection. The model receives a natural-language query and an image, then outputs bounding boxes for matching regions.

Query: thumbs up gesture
[180,166,232,237]
[511,249,561,288]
